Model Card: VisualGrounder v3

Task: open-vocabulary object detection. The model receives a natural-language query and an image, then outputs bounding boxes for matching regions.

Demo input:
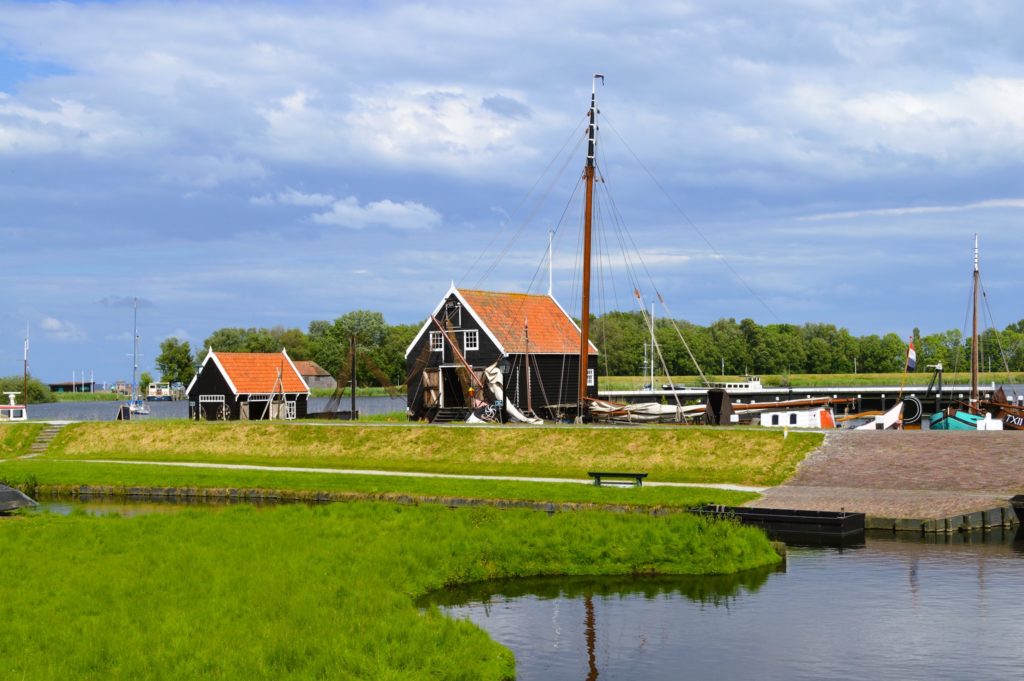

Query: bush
[0,375,54,403]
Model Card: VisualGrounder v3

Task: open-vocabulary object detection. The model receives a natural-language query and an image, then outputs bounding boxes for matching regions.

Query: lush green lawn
[1,502,779,679]
[46,422,822,487]
[0,423,42,458]
[0,459,758,509]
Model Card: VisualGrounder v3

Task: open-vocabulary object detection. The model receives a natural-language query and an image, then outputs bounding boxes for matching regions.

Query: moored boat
[929,236,1002,431]
[0,392,27,421]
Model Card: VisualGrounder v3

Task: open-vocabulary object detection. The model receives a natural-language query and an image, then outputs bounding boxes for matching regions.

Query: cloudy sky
[3,1,1024,382]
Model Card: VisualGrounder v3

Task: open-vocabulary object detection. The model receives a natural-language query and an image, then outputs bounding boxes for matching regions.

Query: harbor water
[25,396,406,421]
[432,530,1024,681]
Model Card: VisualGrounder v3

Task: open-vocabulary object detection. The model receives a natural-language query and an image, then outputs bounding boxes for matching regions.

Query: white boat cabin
[0,392,27,421]
[760,407,836,429]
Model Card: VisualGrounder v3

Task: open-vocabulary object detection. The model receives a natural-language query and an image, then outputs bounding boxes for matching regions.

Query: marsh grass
[0,502,779,679]
[0,460,758,508]
[47,422,821,486]
[0,423,42,458]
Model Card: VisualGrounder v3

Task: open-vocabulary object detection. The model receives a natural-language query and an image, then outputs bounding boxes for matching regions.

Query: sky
[3,1,1024,383]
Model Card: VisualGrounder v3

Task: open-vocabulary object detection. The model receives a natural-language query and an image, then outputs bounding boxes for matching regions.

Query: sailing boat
[929,236,1001,430]
[127,297,150,416]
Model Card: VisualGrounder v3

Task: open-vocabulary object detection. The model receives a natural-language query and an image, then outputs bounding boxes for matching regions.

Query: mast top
[973,233,979,273]
[587,74,603,169]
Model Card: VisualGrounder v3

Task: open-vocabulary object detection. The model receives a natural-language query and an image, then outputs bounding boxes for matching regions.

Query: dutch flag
[906,340,917,371]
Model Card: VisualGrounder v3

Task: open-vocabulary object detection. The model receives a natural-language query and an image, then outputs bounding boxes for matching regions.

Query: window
[464,330,479,352]
[285,401,297,420]
[587,368,595,387]
[790,413,798,426]
[430,331,443,352]
[771,414,779,426]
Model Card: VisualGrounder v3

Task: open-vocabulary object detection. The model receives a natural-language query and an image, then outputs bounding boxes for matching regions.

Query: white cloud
[312,196,441,230]
[40,316,85,341]
[0,94,149,156]
[801,197,1024,222]
[250,187,336,207]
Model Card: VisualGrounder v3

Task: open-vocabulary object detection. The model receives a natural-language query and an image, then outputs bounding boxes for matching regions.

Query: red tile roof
[214,352,309,394]
[459,289,598,355]
[292,360,331,377]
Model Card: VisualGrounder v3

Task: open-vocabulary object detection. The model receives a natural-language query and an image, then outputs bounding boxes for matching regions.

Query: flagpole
[897,335,914,403]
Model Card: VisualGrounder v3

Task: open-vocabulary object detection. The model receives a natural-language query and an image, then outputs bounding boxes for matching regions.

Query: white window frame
[587,368,595,387]
[429,331,443,352]
[464,329,479,352]
[285,400,297,420]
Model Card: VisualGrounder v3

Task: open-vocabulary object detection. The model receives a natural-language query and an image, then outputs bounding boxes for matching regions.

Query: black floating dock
[0,483,38,513]
[692,505,865,537]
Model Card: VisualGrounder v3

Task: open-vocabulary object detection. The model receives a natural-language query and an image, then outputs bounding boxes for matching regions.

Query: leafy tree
[139,371,153,393]
[0,375,53,403]
[155,338,196,385]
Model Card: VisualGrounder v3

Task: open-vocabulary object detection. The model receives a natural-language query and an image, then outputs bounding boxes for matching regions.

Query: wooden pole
[22,324,28,406]
[578,76,602,415]
[350,334,357,420]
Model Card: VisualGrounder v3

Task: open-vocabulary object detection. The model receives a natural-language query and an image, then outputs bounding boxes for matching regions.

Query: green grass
[0,423,42,458]
[0,502,780,679]
[46,421,822,487]
[603,372,1021,389]
[0,459,758,508]
[51,391,124,402]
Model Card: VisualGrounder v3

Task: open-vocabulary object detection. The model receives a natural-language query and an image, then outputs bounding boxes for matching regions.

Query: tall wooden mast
[970,234,980,406]
[578,74,603,414]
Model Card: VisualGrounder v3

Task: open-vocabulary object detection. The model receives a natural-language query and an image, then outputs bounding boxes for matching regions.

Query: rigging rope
[601,113,783,324]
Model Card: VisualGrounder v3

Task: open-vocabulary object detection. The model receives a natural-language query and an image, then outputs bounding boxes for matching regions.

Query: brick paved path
[752,431,1024,518]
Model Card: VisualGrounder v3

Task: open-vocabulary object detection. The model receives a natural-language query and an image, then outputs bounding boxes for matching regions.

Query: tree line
[153,310,1024,387]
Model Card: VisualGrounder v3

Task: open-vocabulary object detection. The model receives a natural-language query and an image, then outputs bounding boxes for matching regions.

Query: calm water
[26,396,406,421]
[432,530,1024,681]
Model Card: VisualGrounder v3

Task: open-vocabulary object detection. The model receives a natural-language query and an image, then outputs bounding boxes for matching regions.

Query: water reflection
[435,530,1024,681]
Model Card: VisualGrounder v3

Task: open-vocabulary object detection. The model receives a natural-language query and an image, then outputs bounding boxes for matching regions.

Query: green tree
[139,371,153,393]
[155,338,196,385]
[0,375,54,403]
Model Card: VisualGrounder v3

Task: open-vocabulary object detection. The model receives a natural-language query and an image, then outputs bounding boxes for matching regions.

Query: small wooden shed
[292,360,337,391]
[405,285,598,421]
[186,349,310,420]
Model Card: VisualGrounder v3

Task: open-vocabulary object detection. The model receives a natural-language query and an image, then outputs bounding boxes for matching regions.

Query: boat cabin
[760,407,836,429]
[186,349,309,420]
[405,285,599,422]
[0,392,27,422]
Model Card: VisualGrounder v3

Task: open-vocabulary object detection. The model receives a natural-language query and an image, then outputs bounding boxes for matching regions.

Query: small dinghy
[0,483,38,513]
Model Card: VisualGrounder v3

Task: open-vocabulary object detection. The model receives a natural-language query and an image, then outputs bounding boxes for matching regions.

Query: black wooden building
[405,286,598,421]
[186,349,310,420]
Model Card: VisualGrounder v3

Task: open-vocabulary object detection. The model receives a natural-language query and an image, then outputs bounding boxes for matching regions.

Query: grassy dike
[2,502,780,679]
[0,423,42,458]
[45,421,822,487]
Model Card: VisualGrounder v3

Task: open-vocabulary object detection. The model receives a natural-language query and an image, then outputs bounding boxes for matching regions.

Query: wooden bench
[587,471,648,488]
